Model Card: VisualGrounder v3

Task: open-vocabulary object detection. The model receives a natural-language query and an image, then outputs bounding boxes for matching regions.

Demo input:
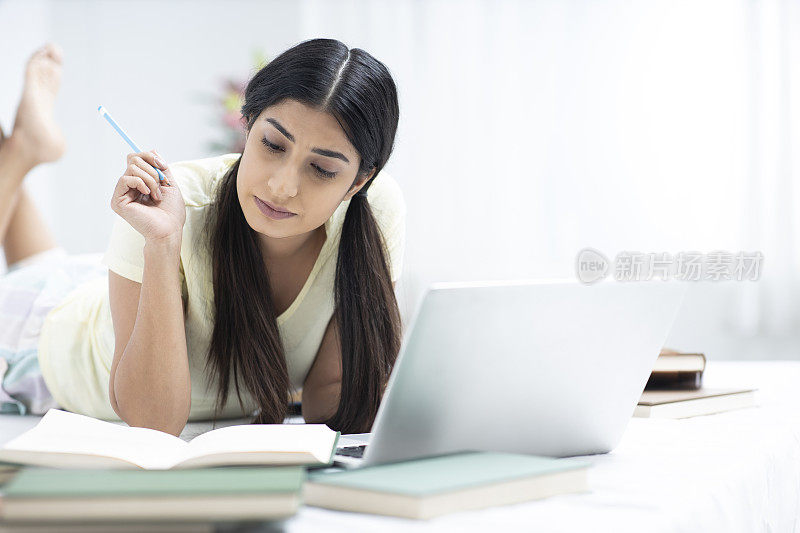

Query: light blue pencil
[97,105,165,182]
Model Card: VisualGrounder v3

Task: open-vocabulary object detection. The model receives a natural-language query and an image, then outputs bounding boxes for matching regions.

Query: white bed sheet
[287,361,800,533]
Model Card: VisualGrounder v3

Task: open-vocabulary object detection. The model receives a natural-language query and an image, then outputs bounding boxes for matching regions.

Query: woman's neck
[257,225,326,264]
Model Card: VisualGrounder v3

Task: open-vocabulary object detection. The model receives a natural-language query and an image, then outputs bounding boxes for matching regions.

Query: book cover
[4,466,303,497]
[1,466,304,522]
[304,451,590,519]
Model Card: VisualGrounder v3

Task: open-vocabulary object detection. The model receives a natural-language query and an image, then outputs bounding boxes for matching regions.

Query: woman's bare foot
[9,43,66,166]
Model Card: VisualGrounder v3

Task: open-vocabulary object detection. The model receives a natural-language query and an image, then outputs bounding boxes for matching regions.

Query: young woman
[0,38,406,436]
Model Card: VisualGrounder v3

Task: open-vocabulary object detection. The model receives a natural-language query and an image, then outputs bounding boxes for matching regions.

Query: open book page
[175,424,339,468]
[0,409,188,469]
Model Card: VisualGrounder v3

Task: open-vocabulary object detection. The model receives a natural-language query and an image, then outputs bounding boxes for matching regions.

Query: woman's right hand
[110,150,186,243]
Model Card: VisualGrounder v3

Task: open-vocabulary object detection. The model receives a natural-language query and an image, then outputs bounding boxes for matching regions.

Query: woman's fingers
[129,165,162,201]
[114,150,175,213]
[142,149,169,184]
[160,165,177,190]
[153,150,173,185]
[111,175,149,213]
[116,174,149,196]
[110,150,186,242]
[128,153,161,182]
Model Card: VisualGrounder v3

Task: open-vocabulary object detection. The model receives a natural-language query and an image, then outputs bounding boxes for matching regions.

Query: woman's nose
[267,164,300,198]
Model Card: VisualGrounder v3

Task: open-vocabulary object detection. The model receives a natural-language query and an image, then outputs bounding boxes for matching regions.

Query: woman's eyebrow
[265,117,350,164]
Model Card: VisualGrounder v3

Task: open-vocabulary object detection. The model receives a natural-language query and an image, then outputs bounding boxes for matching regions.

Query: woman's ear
[345,167,377,201]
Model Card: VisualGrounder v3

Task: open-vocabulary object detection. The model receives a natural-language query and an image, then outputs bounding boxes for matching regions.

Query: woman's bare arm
[302,282,398,422]
[302,314,342,423]
[107,150,189,436]
[108,236,191,437]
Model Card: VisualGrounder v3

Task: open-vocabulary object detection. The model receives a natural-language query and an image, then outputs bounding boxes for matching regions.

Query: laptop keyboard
[335,444,367,458]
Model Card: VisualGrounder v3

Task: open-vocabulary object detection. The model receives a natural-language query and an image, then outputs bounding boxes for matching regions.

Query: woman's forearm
[114,236,191,436]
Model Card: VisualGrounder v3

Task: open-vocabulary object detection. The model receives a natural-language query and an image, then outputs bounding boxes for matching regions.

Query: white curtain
[736,0,800,338]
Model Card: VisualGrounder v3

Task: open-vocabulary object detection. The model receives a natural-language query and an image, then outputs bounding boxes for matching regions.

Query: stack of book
[0,409,592,524]
[636,348,756,418]
[0,408,338,525]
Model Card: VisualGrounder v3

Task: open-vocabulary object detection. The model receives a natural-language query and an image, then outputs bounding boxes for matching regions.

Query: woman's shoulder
[169,153,240,207]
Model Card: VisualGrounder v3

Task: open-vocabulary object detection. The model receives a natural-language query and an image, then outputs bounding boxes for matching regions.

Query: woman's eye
[311,164,337,179]
[261,137,283,153]
[261,137,336,179]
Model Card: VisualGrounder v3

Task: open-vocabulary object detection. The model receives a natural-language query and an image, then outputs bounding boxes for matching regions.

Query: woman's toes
[42,43,63,64]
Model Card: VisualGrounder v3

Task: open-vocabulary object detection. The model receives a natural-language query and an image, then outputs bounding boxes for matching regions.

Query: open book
[0,409,340,470]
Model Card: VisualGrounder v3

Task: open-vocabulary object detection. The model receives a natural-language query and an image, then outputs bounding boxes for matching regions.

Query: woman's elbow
[302,381,341,423]
[122,409,189,437]
[113,390,190,437]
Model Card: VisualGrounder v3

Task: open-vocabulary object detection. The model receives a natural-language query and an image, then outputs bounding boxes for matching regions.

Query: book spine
[644,371,703,390]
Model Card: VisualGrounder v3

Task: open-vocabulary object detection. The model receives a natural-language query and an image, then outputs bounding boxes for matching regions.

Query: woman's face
[237,98,374,242]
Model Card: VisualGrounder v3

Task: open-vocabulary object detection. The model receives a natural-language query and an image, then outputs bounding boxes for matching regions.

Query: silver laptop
[333,278,686,468]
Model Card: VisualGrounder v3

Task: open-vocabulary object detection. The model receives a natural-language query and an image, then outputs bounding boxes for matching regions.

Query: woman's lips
[254,196,297,220]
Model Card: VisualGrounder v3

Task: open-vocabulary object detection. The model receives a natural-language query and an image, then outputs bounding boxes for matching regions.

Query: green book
[2,466,304,523]
[304,451,590,519]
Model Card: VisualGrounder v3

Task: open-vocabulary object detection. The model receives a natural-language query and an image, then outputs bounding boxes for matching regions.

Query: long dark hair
[203,38,402,433]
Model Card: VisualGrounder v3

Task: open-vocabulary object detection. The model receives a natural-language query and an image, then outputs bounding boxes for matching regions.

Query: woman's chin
[244,212,296,238]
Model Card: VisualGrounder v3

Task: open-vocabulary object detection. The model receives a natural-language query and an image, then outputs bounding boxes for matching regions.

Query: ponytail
[325,179,402,433]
